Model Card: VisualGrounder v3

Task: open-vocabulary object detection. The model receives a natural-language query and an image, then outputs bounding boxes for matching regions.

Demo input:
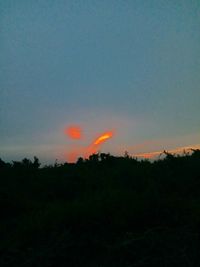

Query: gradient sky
[0,0,200,163]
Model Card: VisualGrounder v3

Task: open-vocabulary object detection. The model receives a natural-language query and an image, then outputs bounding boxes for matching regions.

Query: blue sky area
[0,0,200,163]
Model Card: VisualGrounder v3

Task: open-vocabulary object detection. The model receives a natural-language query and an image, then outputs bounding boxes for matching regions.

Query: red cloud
[64,125,82,140]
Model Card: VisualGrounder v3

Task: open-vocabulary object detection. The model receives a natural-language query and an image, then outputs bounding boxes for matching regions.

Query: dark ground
[0,150,200,266]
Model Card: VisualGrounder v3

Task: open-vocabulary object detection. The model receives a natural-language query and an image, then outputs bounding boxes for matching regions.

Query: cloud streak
[65,129,115,162]
[134,144,200,159]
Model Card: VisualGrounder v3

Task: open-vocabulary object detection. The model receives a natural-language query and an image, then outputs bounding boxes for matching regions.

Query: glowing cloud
[134,144,200,159]
[85,131,114,157]
[93,131,114,145]
[134,151,161,159]
[64,127,115,162]
[66,147,83,163]
[64,125,82,139]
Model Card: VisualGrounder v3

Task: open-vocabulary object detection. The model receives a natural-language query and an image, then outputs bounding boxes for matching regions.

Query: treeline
[0,150,200,267]
[0,156,41,169]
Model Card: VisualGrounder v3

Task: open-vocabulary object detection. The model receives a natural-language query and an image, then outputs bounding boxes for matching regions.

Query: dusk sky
[1,0,200,163]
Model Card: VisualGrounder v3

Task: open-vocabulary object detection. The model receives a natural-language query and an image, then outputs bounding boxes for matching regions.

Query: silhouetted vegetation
[0,150,200,266]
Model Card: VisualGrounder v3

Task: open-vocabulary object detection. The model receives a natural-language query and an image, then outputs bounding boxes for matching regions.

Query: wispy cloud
[134,144,200,159]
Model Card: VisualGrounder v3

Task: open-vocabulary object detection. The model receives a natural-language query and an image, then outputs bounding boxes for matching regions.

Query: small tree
[0,158,6,168]
[89,153,99,162]
[33,156,41,169]
[77,157,84,164]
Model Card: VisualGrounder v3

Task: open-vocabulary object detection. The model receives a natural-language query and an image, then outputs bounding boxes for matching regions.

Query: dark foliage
[0,151,200,266]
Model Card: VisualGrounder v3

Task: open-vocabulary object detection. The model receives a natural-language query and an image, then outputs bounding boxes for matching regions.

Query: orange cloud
[134,151,161,159]
[66,150,78,163]
[64,125,82,139]
[65,130,115,161]
[93,131,114,145]
[83,131,114,158]
[134,144,200,159]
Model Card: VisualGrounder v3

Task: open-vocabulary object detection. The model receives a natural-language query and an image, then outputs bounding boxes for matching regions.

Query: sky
[0,0,200,163]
